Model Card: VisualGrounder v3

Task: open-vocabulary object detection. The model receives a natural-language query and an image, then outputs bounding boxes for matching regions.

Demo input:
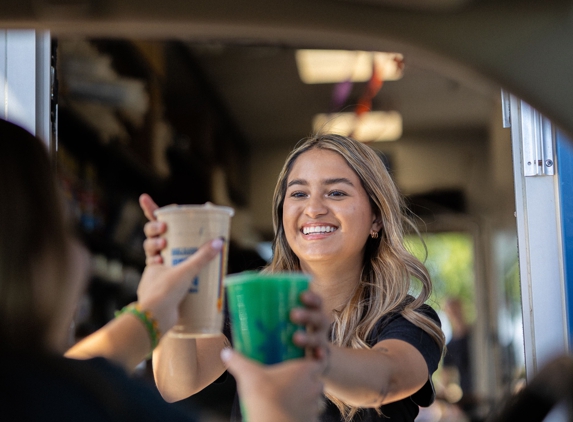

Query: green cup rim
[224,271,311,286]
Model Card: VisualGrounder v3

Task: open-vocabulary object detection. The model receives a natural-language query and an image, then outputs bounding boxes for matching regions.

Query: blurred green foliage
[405,232,476,324]
[503,257,522,316]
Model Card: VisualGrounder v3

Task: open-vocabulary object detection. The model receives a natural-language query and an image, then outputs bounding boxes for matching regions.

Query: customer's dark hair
[0,119,71,350]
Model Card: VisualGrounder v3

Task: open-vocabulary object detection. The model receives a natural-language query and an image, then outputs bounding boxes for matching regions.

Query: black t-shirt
[319,304,442,422]
[0,349,196,422]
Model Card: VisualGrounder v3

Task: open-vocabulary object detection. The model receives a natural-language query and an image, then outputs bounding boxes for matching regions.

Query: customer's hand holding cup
[140,194,234,338]
[225,272,330,421]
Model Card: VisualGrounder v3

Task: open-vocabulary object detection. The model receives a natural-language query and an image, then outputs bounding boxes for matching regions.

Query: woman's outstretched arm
[319,340,428,407]
[292,291,429,408]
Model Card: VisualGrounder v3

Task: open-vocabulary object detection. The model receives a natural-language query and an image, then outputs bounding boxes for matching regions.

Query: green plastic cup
[225,271,312,364]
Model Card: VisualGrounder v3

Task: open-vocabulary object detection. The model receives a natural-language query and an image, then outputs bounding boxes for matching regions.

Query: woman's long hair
[266,133,446,420]
[0,119,71,351]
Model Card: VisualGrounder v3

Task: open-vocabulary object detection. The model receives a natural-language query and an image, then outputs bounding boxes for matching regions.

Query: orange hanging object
[355,57,383,117]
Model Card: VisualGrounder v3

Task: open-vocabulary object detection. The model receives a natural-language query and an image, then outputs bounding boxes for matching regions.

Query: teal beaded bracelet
[115,303,161,357]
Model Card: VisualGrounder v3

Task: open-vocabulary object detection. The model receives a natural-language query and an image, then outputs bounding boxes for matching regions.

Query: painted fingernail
[211,238,224,251]
[220,347,233,363]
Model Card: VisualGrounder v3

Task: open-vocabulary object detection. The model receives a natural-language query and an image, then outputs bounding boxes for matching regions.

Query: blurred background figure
[441,297,479,421]
[416,296,477,422]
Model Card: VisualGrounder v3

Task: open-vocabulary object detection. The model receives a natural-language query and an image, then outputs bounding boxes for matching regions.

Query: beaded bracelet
[115,303,161,357]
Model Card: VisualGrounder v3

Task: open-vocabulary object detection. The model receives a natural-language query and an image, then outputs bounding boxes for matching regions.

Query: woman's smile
[301,223,339,237]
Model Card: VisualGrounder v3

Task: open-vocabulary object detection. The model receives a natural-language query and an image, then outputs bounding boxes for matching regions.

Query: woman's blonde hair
[0,119,72,351]
[266,133,445,420]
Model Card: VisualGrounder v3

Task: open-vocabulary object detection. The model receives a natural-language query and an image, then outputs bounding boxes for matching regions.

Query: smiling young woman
[266,134,446,421]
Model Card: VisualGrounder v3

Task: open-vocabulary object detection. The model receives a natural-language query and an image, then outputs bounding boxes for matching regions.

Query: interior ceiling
[3,0,572,136]
[187,42,498,150]
[337,0,474,11]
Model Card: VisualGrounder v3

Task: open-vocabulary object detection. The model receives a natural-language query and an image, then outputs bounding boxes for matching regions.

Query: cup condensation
[155,203,234,338]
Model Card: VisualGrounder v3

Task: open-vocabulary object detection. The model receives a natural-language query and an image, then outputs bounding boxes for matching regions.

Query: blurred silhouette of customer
[486,354,573,422]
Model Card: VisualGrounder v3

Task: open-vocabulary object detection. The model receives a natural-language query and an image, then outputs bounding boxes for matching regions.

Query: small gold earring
[370,230,379,239]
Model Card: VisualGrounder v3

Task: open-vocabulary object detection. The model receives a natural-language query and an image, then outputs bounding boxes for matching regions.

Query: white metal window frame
[506,92,569,378]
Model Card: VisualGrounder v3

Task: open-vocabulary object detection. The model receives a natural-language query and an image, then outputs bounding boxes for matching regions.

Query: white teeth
[302,226,336,235]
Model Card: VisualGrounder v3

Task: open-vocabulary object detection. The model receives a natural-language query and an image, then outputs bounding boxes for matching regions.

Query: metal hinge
[502,90,554,176]
[519,101,555,177]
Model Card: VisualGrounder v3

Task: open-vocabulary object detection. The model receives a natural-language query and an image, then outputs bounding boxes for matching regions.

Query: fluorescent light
[312,111,402,142]
[296,50,404,84]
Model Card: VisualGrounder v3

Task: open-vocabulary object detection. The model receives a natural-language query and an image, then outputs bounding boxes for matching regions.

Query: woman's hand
[290,291,331,369]
[222,349,324,422]
[139,193,167,265]
[137,238,223,335]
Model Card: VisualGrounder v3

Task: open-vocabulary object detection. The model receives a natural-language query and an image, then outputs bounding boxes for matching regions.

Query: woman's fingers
[293,330,324,348]
[291,290,328,328]
[140,194,171,263]
[139,193,159,221]
[143,221,167,260]
[143,236,167,257]
[300,290,323,309]
[143,221,167,238]
[145,255,163,266]
[290,307,329,329]
[291,310,328,355]
[291,291,330,363]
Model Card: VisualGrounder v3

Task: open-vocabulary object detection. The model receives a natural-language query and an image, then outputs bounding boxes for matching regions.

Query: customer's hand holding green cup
[225,271,330,421]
